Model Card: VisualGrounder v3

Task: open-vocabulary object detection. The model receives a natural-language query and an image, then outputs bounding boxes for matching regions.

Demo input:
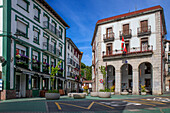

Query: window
[59,27,63,39]
[33,27,40,44]
[68,44,70,50]
[51,61,54,67]
[17,21,27,37]
[43,14,49,28]
[71,47,73,52]
[34,7,40,22]
[168,66,170,72]
[141,38,148,51]
[168,54,170,62]
[140,20,148,32]
[21,50,25,55]
[43,58,47,63]
[59,44,62,56]
[42,78,48,90]
[33,55,37,60]
[32,77,38,89]
[123,24,129,35]
[106,43,112,55]
[17,0,29,12]
[125,41,130,52]
[106,27,113,39]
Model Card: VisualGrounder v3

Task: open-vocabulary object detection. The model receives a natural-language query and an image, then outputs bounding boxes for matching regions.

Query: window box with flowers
[15,53,29,69]
[43,62,49,74]
[32,58,40,72]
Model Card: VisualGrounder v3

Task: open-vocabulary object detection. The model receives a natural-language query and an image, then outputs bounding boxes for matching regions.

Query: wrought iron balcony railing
[32,59,40,72]
[103,45,153,60]
[120,29,132,39]
[43,21,61,38]
[43,42,60,56]
[137,26,151,37]
[103,32,114,42]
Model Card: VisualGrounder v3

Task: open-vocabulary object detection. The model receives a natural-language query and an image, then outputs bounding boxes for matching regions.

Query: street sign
[0,79,2,91]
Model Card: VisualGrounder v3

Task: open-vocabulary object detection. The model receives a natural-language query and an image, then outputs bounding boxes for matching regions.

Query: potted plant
[141,85,146,95]
[110,86,115,95]
[98,88,111,98]
[45,60,62,100]
[83,85,88,95]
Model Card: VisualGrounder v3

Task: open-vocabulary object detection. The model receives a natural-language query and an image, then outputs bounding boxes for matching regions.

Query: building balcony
[92,45,95,52]
[119,29,132,40]
[67,72,74,78]
[103,32,114,42]
[57,69,64,78]
[92,60,95,66]
[42,63,49,74]
[43,21,62,38]
[137,26,151,37]
[15,54,29,69]
[102,45,153,61]
[43,42,60,57]
[32,59,40,72]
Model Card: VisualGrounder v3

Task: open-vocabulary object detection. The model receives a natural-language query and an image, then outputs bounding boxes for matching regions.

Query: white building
[0,0,69,100]
[91,5,167,95]
[165,40,170,91]
[66,38,83,93]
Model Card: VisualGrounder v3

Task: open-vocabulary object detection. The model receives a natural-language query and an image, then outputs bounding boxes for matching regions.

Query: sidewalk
[1,93,170,103]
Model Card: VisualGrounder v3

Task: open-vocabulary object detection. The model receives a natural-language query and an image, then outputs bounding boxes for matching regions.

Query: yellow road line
[87,101,95,109]
[95,102,114,109]
[59,102,88,110]
[140,99,166,105]
[55,102,62,110]
[124,100,156,106]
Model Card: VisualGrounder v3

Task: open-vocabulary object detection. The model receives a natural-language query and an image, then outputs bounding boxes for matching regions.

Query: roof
[36,0,70,28]
[66,37,83,55]
[83,80,93,83]
[91,5,167,45]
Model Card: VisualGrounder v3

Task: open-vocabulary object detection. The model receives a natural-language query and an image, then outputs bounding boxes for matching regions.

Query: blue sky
[46,0,170,66]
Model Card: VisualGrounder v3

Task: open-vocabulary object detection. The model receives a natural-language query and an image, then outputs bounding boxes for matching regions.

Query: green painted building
[0,0,69,100]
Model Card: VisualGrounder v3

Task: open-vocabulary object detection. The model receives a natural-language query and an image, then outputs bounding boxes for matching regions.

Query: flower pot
[90,92,98,97]
[45,93,60,100]
[141,92,146,95]
[98,92,111,98]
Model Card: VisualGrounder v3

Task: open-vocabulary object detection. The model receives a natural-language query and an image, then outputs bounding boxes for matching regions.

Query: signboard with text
[0,79,2,91]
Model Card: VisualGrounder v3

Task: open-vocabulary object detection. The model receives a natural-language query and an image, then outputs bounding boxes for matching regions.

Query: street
[0,96,170,113]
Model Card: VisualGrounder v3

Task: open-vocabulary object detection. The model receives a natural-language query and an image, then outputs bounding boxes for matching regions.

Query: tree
[81,62,92,80]
[81,62,86,69]
[50,60,62,91]
[99,66,106,89]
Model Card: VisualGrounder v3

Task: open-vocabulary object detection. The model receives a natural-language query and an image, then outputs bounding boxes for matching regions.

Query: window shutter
[17,21,27,33]
[18,0,27,10]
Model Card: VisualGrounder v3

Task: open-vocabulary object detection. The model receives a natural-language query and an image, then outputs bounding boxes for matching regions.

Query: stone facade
[92,6,166,95]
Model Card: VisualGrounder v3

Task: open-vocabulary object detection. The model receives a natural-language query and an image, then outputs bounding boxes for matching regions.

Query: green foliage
[99,88,110,92]
[99,66,106,88]
[47,90,59,93]
[81,62,86,69]
[110,86,115,92]
[141,85,146,92]
[50,60,62,91]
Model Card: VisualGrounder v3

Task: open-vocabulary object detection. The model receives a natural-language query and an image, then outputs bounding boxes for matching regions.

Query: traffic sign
[0,79,2,91]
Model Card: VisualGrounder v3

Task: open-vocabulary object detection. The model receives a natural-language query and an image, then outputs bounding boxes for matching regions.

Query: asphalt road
[47,96,170,113]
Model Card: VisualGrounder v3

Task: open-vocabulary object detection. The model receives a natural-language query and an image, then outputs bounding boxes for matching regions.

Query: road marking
[59,102,88,110]
[55,102,62,110]
[95,102,114,109]
[87,101,95,109]
[124,100,156,106]
[140,99,166,105]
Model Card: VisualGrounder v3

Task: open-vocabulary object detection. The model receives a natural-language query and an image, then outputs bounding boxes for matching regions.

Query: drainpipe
[160,12,163,94]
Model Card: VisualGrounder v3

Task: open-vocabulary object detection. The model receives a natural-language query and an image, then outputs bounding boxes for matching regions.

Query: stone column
[115,70,121,95]
[132,69,139,95]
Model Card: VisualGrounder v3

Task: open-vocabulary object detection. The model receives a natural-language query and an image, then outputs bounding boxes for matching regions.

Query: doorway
[15,74,26,98]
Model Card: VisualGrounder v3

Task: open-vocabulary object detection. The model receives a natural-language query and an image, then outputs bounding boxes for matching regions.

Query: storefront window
[32,77,38,90]
[42,78,48,90]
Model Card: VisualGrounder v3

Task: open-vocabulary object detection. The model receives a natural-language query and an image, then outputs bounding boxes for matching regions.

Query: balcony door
[141,38,148,51]
[106,27,113,39]
[106,43,112,55]
[123,24,129,35]
[125,41,130,53]
[141,20,148,32]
